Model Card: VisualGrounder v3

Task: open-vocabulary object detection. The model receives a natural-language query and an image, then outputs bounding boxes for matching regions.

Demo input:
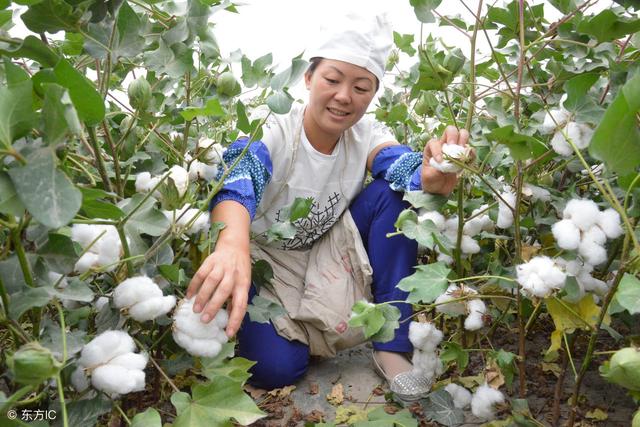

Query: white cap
[307,13,393,83]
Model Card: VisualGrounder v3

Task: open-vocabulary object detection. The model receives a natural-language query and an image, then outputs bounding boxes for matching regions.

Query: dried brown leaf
[308,382,319,395]
[326,383,344,406]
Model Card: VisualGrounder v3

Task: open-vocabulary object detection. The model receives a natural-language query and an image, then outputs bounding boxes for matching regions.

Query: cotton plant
[71,223,123,273]
[552,199,622,266]
[134,165,190,198]
[163,205,210,235]
[516,256,567,299]
[408,322,444,384]
[470,383,505,420]
[113,276,176,322]
[71,330,147,396]
[172,297,229,358]
[434,284,487,331]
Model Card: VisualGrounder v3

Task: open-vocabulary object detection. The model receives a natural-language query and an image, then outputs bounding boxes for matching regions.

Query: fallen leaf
[585,408,608,421]
[541,362,562,377]
[286,407,303,426]
[384,404,400,415]
[244,383,266,400]
[267,384,296,398]
[335,405,369,424]
[326,383,344,406]
[308,382,319,395]
[304,410,324,423]
[372,386,385,396]
[521,244,540,261]
[457,374,484,389]
[485,359,505,389]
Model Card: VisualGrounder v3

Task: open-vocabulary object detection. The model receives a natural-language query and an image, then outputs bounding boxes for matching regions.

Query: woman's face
[304,59,377,142]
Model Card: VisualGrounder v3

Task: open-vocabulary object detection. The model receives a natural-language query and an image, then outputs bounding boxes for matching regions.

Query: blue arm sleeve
[209,138,272,220]
[371,145,423,192]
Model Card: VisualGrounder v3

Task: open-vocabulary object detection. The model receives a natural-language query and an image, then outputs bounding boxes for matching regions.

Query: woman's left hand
[421,125,471,195]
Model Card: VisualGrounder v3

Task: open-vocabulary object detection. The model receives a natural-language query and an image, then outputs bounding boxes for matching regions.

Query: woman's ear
[304,71,312,90]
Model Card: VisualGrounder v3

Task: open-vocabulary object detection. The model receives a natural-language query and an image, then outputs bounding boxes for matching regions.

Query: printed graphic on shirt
[275,192,343,250]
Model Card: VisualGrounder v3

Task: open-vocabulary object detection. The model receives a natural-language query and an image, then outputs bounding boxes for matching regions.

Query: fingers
[186,255,216,299]
[192,263,224,314]
[424,138,441,163]
[226,286,249,337]
[199,272,233,323]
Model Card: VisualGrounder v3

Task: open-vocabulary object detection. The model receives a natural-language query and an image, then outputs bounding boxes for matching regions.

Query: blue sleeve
[209,138,272,220]
[371,145,423,192]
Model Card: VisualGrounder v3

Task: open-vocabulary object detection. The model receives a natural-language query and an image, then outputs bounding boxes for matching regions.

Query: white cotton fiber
[583,225,607,246]
[167,165,189,197]
[435,292,466,316]
[497,190,516,229]
[551,130,573,157]
[78,330,136,368]
[164,206,210,235]
[471,383,505,420]
[578,240,607,266]
[523,184,551,202]
[128,296,177,321]
[108,352,149,371]
[71,367,90,392]
[74,253,100,274]
[541,108,570,134]
[516,256,567,298]
[461,235,481,254]
[437,253,454,265]
[188,160,218,182]
[197,138,226,164]
[563,199,600,231]
[172,298,228,357]
[597,209,623,239]
[445,383,472,409]
[408,321,443,352]
[464,299,486,331]
[566,121,593,149]
[91,364,146,395]
[429,143,466,173]
[552,219,581,250]
[135,172,160,193]
[417,210,446,231]
[94,296,109,311]
[411,350,443,380]
[71,223,122,273]
[113,276,163,307]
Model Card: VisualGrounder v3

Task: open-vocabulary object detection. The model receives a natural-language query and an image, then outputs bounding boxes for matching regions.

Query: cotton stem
[514,159,526,397]
[454,178,465,277]
[87,127,114,195]
[464,0,482,131]
[102,121,123,197]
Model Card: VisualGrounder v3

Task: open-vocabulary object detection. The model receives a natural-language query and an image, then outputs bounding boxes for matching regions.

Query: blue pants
[237,179,417,389]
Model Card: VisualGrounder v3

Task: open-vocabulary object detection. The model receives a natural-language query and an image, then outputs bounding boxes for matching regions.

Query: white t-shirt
[251,104,394,249]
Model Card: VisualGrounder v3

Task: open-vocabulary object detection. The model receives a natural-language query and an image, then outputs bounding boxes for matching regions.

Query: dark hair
[306,57,380,91]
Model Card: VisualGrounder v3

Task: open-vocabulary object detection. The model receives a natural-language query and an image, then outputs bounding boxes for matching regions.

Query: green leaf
[397,262,451,303]
[547,0,577,13]
[119,193,170,237]
[9,287,52,319]
[42,83,82,145]
[0,35,59,66]
[0,172,26,216]
[241,53,273,88]
[37,233,80,274]
[81,199,125,220]
[440,342,469,370]
[181,97,225,121]
[490,349,517,387]
[143,40,193,78]
[563,73,599,112]
[0,60,36,148]
[0,255,32,293]
[53,395,112,427]
[53,59,105,125]
[589,72,640,175]
[284,197,314,222]
[410,0,442,23]
[46,278,94,302]
[246,295,287,323]
[20,0,81,33]
[131,408,161,427]
[394,209,439,248]
[266,90,294,114]
[266,221,297,243]
[394,32,417,56]
[577,10,640,43]
[116,1,144,57]
[8,148,82,229]
[421,389,464,426]
[402,191,447,211]
[613,273,640,314]
[251,259,273,292]
[355,407,418,427]
[348,301,400,342]
[270,57,308,91]
[486,125,547,160]
[235,101,251,134]
[171,377,266,427]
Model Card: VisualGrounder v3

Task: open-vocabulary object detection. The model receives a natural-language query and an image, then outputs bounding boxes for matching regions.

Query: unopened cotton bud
[417,210,446,231]
[445,383,472,409]
[597,209,623,239]
[541,108,570,134]
[471,383,505,420]
[563,199,600,231]
[552,219,581,250]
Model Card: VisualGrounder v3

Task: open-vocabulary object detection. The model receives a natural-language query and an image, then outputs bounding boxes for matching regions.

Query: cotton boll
[435,292,466,316]
[197,139,226,164]
[135,172,160,193]
[167,165,189,197]
[91,364,145,395]
[583,225,607,246]
[523,184,551,202]
[429,143,466,173]
[417,210,446,231]
[71,367,89,392]
[113,276,163,309]
[129,295,177,321]
[108,352,149,371]
[566,122,593,149]
[408,321,443,352]
[460,235,481,254]
[552,219,581,250]
[551,130,573,157]
[578,271,608,295]
[445,383,472,409]
[188,160,218,182]
[95,296,109,311]
[172,329,223,358]
[411,350,443,380]
[78,330,136,368]
[563,199,600,231]
[471,384,505,420]
[75,252,100,273]
[496,190,516,229]
[437,252,454,265]
[578,240,607,266]
[541,108,570,134]
[597,209,623,239]
[516,256,567,298]
[71,224,98,248]
[464,299,486,331]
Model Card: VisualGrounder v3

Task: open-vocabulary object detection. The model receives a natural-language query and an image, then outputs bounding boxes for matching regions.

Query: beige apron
[252,211,373,357]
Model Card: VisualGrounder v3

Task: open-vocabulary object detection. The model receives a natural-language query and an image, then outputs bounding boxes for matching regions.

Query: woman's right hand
[186,201,252,338]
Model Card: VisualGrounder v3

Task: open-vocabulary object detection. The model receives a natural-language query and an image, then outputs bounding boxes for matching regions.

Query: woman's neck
[302,108,341,155]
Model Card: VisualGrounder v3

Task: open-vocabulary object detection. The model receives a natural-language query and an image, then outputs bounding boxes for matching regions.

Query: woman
[186,13,469,400]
